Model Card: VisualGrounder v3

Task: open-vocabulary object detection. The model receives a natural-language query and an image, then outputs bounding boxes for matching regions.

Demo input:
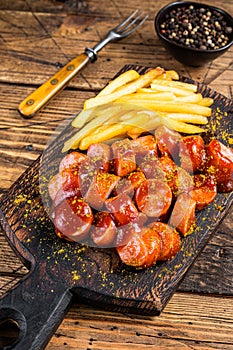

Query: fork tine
[117,11,146,34]
[113,9,139,31]
[119,14,149,37]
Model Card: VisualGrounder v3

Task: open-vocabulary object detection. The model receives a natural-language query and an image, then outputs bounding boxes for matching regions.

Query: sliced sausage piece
[169,193,196,236]
[59,151,87,173]
[115,212,148,247]
[61,168,82,196]
[113,177,134,197]
[180,135,206,173]
[189,174,217,211]
[131,135,158,162]
[154,125,182,160]
[87,143,111,172]
[48,173,62,200]
[105,193,139,226]
[54,196,93,242]
[112,138,136,177]
[114,171,146,197]
[135,179,172,217]
[217,178,233,193]
[78,157,98,196]
[172,167,194,197]
[91,212,117,247]
[157,156,177,189]
[85,171,120,210]
[127,171,147,190]
[139,157,165,180]
[205,139,233,184]
[116,227,161,268]
[150,222,181,261]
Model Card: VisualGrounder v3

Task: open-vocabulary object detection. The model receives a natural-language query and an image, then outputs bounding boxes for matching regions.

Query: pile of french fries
[62,67,213,152]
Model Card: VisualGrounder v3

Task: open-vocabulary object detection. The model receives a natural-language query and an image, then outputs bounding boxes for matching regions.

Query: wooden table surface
[0,0,232,349]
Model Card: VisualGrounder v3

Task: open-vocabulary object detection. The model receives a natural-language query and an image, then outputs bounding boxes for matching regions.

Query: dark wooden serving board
[0,65,232,350]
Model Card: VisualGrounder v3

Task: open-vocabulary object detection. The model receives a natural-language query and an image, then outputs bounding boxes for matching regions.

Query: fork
[19,9,148,118]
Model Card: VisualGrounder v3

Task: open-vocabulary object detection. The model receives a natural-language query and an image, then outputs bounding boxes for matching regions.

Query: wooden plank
[1,0,232,15]
[47,293,233,350]
[0,3,232,95]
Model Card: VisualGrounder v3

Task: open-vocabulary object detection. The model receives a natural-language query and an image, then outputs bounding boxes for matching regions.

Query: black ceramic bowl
[154,1,233,66]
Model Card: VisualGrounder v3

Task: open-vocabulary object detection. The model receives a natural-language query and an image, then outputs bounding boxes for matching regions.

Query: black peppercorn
[159,4,232,50]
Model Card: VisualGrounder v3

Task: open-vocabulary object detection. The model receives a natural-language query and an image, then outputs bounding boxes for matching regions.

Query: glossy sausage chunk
[91,212,117,247]
[116,227,161,268]
[114,171,146,197]
[131,134,158,162]
[87,143,111,172]
[169,193,196,236]
[48,173,62,201]
[205,139,233,185]
[172,166,194,197]
[105,193,139,225]
[154,125,182,160]
[135,179,172,217]
[112,138,136,177]
[59,151,87,173]
[85,171,120,210]
[180,135,206,173]
[189,174,217,211]
[54,196,93,242]
[150,222,181,261]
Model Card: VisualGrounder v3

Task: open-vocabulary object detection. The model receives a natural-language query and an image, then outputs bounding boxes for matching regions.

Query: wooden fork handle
[18,53,89,118]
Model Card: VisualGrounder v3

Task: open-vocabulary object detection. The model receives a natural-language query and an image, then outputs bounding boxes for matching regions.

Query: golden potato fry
[117,100,212,116]
[97,70,140,96]
[155,70,179,80]
[151,79,197,92]
[79,112,148,149]
[71,106,98,128]
[117,91,175,102]
[78,123,130,150]
[160,116,206,134]
[84,67,165,110]
[159,112,208,125]
[198,97,214,107]
[174,93,203,103]
[150,83,194,96]
[63,105,123,152]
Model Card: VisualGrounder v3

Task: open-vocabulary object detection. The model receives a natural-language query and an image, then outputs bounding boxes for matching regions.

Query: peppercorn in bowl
[154,1,233,66]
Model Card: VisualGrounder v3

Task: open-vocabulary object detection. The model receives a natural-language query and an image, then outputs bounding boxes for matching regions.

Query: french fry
[120,109,155,121]
[159,112,208,125]
[97,70,140,96]
[79,123,130,150]
[174,93,203,103]
[78,112,149,150]
[62,105,123,152]
[84,67,165,110]
[160,116,206,134]
[198,97,214,107]
[71,106,99,128]
[115,100,212,116]
[154,70,179,80]
[151,79,197,92]
[116,91,175,102]
[150,83,194,96]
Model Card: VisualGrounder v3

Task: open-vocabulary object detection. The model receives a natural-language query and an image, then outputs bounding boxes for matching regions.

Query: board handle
[18,52,90,118]
[0,266,73,350]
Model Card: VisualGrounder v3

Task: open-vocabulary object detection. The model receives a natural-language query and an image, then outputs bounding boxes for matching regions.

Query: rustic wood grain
[0,0,232,349]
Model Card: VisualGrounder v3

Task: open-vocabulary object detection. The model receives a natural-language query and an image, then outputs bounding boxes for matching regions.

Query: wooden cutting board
[0,65,232,350]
